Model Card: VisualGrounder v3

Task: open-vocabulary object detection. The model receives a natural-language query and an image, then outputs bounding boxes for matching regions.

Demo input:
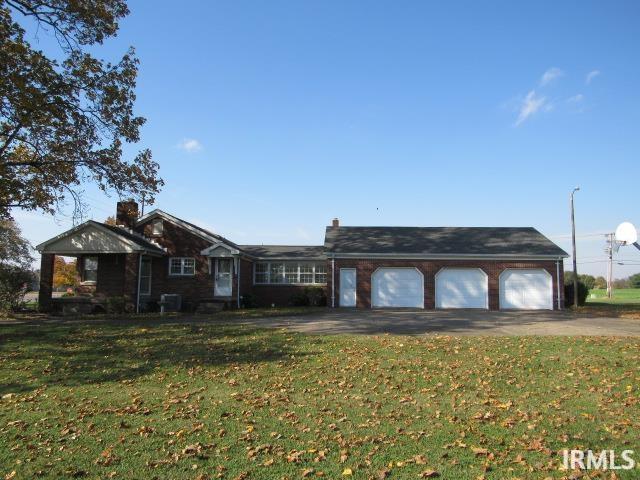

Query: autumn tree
[0,0,163,222]
[0,218,34,310]
[53,256,78,288]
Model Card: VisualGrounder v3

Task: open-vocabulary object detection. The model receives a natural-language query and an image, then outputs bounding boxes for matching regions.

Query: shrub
[0,264,34,312]
[564,279,589,307]
[106,296,127,314]
[304,286,327,306]
[240,293,257,308]
[289,287,327,307]
[289,292,310,306]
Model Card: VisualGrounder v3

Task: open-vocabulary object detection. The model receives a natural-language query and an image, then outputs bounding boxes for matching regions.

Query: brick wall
[326,258,563,310]
[136,219,225,309]
[251,284,328,307]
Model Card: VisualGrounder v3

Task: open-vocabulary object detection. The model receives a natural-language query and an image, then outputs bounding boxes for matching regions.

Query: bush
[289,287,327,307]
[289,292,310,306]
[106,296,127,314]
[0,264,34,312]
[240,293,257,309]
[564,279,589,307]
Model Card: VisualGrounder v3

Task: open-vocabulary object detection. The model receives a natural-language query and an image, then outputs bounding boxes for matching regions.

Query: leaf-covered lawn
[0,320,638,479]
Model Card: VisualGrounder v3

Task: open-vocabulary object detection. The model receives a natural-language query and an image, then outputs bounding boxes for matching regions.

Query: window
[169,257,196,276]
[314,264,327,284]
[285,263,299,283]
[139,257,152,294]
[255,263,268,283]
[270,263,284,284]
[300,263,314,283]
[254,262,327,284]
[151,219,163,236]
[83,256,98,283]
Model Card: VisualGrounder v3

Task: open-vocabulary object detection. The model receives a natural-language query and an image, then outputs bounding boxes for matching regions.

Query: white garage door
[372,268,424,308]
[500,269,553,310]
[435,268,488,309]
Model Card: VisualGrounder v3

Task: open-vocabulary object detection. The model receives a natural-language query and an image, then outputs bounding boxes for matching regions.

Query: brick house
[36,201,568,312]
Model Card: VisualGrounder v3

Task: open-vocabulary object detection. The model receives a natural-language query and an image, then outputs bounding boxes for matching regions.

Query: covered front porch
[36,221,165,313]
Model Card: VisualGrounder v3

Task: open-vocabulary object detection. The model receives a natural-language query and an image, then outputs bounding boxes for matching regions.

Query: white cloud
[515,90,547,126]
[586,70,600,84]
[567,94,584,103]
[177,138,203,153]
[540,67,564,86]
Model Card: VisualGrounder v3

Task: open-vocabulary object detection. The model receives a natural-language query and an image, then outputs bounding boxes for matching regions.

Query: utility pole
[570,187,580,307]
[606,233,614,299]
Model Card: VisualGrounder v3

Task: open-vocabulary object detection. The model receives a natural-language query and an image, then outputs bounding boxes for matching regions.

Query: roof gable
[36,221,164,255]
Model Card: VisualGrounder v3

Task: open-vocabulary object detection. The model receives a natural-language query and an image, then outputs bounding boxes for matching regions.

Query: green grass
[1,319,639,479]
[587,288,640,304]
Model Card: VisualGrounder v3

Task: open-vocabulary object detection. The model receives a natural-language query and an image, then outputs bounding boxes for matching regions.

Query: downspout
[331,255,335,308]
[556,258,562,310]
[136,253,143,314]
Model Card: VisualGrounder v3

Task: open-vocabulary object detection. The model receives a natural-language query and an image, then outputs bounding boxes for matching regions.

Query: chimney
[116,200,139,229]
[332,218,340,228]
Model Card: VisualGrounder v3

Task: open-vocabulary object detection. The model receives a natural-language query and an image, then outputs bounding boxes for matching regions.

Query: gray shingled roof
[324,226,568,257]
[240,245,326,259]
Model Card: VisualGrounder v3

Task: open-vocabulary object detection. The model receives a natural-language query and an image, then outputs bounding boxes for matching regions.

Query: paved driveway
[237,309,640,336]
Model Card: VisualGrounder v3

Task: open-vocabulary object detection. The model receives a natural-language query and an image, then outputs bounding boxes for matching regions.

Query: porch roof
[36,220,165,256]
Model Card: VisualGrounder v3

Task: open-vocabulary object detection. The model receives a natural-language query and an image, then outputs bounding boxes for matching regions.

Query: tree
[0,0,163,221]
[53,256,77,288]
[0,218,34,310]
[594,276,606,289]
[579,274,595,290]
[104,215,117,225]
[628,273,640,289]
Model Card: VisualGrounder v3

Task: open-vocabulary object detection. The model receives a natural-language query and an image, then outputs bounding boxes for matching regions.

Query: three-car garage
[346,266,555,310]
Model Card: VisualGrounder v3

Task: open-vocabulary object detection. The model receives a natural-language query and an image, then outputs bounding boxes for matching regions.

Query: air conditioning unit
[160,294,182,313]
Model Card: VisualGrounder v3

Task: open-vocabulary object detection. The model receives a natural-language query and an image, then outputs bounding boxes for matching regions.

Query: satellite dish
[615,222,638,245]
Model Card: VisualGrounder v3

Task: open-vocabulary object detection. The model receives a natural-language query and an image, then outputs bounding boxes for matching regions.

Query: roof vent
[332,218,340,228]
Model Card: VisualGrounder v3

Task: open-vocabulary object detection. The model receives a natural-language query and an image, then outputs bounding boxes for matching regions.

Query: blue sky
[12,1,640,277]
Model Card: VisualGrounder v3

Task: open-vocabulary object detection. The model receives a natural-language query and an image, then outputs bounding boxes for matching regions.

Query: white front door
[339,268,356,307]
[214,258,233,297]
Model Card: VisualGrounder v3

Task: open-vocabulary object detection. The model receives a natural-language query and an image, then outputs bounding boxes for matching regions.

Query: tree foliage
[53,256,77,288]
[628,273,640,289]
[0,218,34,310]
[0,0,163,221]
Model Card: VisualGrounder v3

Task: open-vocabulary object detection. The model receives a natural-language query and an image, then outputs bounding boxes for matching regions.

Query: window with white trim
[254,262,327,284]
[83,256,98,283]
[169,257,195,276]
[151,219,163,236]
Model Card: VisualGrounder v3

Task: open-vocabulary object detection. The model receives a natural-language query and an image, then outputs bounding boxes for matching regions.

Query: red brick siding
[326,259,563,310]
[135,219,244,309]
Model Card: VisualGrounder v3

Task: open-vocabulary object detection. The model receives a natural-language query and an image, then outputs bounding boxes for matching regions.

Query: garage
[372,268,424,308]
[499,269,553,310]
[435,268,488,309]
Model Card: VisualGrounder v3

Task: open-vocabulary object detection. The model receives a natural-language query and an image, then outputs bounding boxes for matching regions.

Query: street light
[570,187,580,308]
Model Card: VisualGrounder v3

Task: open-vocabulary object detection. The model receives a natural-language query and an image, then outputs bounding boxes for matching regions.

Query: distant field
[587,288,640,304]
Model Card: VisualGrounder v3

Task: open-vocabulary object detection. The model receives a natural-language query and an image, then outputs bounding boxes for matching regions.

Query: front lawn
[1,320,638,479]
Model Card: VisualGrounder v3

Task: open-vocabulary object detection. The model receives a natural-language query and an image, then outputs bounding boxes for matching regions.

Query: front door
[339,268,356,307]
[214,258,233,297]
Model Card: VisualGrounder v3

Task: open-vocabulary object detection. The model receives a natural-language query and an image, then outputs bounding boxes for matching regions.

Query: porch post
[38,253,55,312]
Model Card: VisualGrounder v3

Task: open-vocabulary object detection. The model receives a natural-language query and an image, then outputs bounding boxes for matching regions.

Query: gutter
[556,258,562,310]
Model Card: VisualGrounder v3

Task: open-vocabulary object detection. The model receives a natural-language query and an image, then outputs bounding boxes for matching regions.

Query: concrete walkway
[234,309,640,336]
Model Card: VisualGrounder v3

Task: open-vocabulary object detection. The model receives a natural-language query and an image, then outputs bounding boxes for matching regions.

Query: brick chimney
[332,218,340,228]
[116,200,139,229]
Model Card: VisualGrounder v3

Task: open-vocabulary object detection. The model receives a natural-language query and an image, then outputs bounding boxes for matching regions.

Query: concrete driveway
[236,309,640,336]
